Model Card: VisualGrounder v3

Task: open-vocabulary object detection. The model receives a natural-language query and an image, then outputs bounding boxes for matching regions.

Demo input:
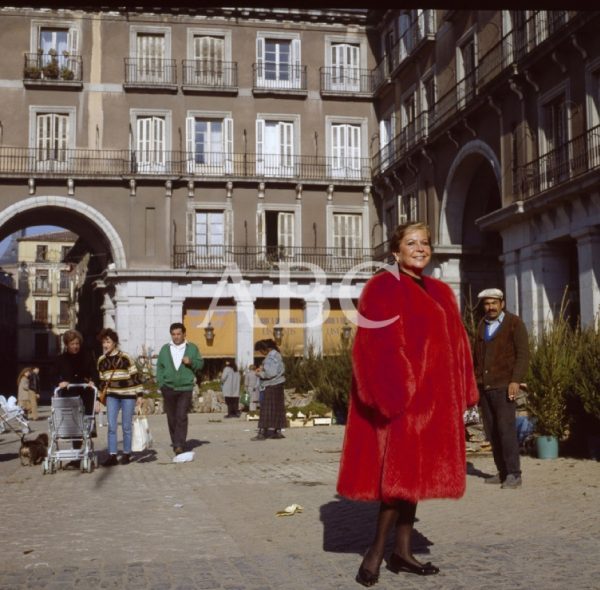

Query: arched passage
[0,196,126,268]
[439,140,503,303]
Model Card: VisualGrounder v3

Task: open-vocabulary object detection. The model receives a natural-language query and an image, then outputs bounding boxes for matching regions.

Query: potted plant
[24,65,42,79]
[525,298,577,459]
[60,66,75,80]
[42,48,59,79]
[572,323,600,460]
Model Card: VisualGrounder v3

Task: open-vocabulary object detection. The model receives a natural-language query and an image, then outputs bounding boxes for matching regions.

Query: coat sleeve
[188,344,204,372]
[156,346,167,387]
[352,277,416,420]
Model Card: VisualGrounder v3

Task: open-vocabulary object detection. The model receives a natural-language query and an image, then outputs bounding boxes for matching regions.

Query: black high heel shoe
[355,564,379,587]
[387,553,440,576]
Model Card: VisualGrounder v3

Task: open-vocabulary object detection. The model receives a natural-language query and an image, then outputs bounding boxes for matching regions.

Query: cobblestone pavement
[1,407,598,590]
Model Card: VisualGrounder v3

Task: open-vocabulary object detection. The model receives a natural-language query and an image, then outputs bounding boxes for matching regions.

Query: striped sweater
[97,350,143,399]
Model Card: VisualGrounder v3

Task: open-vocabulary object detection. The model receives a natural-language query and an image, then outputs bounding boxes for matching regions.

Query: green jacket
[156,342,203,392]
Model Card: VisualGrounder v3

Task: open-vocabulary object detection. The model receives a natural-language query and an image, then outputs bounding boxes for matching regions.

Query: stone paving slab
[1,408,599,589]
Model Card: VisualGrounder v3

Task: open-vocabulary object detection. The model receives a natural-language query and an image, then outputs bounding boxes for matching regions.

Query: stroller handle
[53,383,98,396]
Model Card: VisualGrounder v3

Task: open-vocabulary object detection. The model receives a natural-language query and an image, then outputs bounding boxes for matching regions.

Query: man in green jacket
[156,322,203,455]
[473,288,529,489]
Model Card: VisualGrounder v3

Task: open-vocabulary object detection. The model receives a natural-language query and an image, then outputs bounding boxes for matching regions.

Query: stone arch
[0,195,126,268]
[439,139,501,245]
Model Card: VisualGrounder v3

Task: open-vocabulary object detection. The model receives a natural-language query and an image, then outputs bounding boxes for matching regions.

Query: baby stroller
[0,395,30,436]
[44,384,98,474]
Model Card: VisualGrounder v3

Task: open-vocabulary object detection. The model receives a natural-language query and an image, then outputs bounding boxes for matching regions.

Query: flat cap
[477,288,504,300]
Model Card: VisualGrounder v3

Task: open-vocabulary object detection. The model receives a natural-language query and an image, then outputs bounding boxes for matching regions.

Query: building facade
[371,9,600,331]
[0,7,598,368]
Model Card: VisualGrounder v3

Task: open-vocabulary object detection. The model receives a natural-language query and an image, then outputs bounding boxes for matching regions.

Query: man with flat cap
[473,288,529,489]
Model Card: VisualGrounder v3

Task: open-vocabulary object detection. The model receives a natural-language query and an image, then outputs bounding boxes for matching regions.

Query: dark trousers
[480,387,521,478]
[162,388,192,449]
[225,396,240,416]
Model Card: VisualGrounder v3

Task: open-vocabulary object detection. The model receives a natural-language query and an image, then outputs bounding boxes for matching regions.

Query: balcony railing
[173,245,375,273]
[515,124,600,200]
[24,52,83,84]
[320,67,374,95]
[0,147,372,182]
[181,59,238,91]
[32,285,52,296]
[124,57,177,87]
[253,63,307,93]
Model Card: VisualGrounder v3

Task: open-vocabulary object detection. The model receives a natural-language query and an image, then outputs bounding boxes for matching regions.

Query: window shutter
[186,210,196,246]
[350,125,361,167]
[379,119,389,150]
[256,118,265,174]
[256,36,265,82]
[56,114,69,159]
[224,117,233,173]
[291,38,300,86]
[279,122,293,168]
[37,113,51,158]
[278,212,294,251]
[68,27,78,55]
[186,116,195,172]
[154,116,165,165]
[257,209,265,249]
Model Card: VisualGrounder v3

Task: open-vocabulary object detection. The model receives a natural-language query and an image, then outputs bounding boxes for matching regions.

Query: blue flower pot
[536,435,559,459]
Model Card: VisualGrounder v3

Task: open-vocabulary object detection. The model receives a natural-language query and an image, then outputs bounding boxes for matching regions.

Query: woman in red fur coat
[337,222,479,587]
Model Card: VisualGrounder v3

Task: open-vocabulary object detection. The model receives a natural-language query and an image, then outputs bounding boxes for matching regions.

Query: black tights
[361,499,424,575]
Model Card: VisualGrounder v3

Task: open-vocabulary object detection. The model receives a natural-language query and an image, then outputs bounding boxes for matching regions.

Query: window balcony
[23,52,83,88]
[123,58,177,91]
[181,60,238,93]
[252,63,307,96]
[0,147,372,184]
[319,67,374,97]
[173,245,375,273]
[515,124,600,200]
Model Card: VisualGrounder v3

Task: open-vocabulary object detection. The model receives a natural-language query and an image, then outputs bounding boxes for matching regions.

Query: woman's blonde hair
[389,222,432,253]
[17,367,31,387]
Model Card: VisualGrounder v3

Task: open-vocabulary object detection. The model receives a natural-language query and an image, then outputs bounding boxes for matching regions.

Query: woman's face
[102,337,117,355]
[394,229,432,277]
[66,338,81,355]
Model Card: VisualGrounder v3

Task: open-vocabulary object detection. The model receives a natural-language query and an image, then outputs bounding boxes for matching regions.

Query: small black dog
[19,433,49,466]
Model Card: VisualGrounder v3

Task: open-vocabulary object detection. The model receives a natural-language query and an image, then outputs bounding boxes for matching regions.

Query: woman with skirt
[252,339,286,440]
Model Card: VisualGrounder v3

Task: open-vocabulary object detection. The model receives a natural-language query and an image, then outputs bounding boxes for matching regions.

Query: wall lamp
[341,320,352,343]
[204,322,215,346]
[273,319,284,345]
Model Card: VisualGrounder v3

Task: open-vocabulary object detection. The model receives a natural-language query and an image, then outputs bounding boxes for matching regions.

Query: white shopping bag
[132,416,153,452]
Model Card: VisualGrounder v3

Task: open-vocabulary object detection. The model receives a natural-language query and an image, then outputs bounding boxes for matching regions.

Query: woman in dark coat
[337,222,479,586]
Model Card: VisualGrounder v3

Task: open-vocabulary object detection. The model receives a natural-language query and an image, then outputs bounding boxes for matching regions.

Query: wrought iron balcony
[173,245,375,273]
[252,63,307,94]
[0,147,372,183]
[515,124,600,200]
[320,67,374,96]
[181,59,238,92]
[124,57,177,89]
[23,52,83,86]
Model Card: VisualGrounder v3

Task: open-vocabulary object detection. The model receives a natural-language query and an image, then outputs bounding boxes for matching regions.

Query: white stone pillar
[518,245,539,335]
[235,296,255,369]
[304,298,325,356]
[501,250,520,315]
[573,228,600,327]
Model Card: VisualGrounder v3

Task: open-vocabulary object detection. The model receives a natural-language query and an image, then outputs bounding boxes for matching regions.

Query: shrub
[572,323,600,421]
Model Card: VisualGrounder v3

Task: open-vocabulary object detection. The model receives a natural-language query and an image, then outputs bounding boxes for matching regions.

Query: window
[379,112,396,170]
[398,11,414,62]
[61,245,71,260]
[137,33,166,83]
[258,210,295,261]
[331,123,361,178]
[36,113,69,163]
[399,192,418,224]
[34,300,49,323]
[59,270,70,293]
[195,210,225,257]
[421,73,436,132]
[34,270,50,293]
[58,300,70,325]
[35,245,48,262]
[542,93,569,185]
[330,43,360,91]
[457,35,476,108]
[401,90,417,146]
[256,34,301,89]
[186,115,233,173]
[383,25,395,74]
[256,118,296,176]
[192,35,224,84]
[333,213,362,256]
[31,21,80,78]
[502,11,528,65]
[134,114,167,173]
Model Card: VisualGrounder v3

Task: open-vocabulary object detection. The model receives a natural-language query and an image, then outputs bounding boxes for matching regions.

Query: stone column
[573,227,600,327]
[304,297,325,356]
[235,295,255,369]
[518,245,539,335]
[501,250,520,315]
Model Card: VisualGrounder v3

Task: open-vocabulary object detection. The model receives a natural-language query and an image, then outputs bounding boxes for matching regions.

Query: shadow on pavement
[187,439,211,450]
[320,496,433,555]
[467,461,491,479]
[136,449,158,463]
[0,452,19,462]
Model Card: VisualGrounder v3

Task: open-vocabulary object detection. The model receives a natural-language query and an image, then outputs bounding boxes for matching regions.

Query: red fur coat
[337,268,479,504]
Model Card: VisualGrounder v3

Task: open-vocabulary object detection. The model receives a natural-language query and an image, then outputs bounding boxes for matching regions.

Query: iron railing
[253,63,307,92]
[182,59,238,90]
[516,124,600,199]
[0,147,372,182]
[173,245,375,272]
[24,52,83,82]
[320,67,374,95]
[124,57,177,86]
